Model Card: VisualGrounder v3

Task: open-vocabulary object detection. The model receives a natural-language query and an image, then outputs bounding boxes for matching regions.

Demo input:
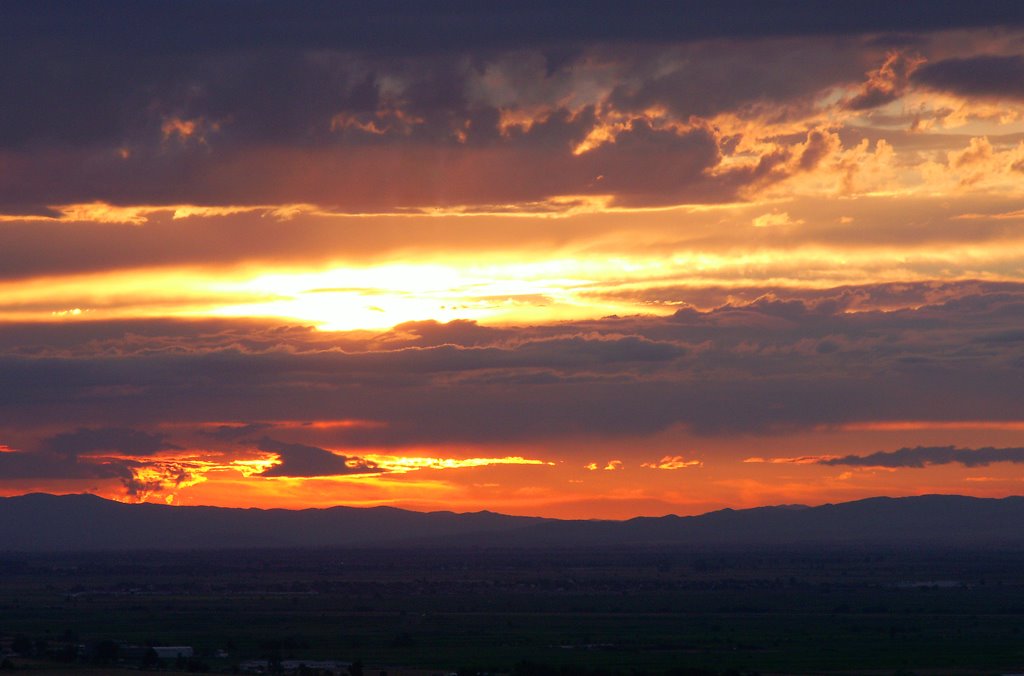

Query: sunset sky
[3,2,1024,518]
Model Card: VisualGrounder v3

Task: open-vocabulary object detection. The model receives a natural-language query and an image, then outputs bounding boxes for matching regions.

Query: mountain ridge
[2,492,1023,551]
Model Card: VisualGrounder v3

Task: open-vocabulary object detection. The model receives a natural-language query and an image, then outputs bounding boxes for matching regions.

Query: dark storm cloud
[0,450,132,489]
[0,121,725,213]
[0,447,194,497]
[6,1,1022,56]
[1,3,1022,212]
[0,282,1023,446]
[0,446,147,490]
[912,55,1024,99]
[256,438,381,477]
[607,40,867,121]
[43,427,180,457]
[577,122,723,206]
[821,446,1024,468]
[201,422,275,441]
[0,450,94,480]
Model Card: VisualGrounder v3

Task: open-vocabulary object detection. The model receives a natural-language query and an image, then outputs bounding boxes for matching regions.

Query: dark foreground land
[3,547,1024,675]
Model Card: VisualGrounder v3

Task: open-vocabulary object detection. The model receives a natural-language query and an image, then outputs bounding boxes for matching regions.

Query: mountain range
[2,493,1023,551]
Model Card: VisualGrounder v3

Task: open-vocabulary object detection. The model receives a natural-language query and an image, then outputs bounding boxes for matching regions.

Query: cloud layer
[2,281,1023,487]
[1,6,1023,214]
[822,446,1024,468]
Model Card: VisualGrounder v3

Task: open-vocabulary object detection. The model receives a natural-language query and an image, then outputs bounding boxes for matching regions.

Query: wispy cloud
[820,446,1024,468]
[641,456,703,470]
[743,456,835,465]
[749,446,1024,469]
[365,455,554,474]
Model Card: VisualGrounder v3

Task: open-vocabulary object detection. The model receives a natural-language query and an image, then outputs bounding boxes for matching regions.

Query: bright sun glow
[208,260,656,330]
[10,235,1024,330]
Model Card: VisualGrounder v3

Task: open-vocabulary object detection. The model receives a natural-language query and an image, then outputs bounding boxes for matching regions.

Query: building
[152,646,194,660]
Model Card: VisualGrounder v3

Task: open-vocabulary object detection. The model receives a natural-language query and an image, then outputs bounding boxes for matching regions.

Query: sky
[3,1,1024,518]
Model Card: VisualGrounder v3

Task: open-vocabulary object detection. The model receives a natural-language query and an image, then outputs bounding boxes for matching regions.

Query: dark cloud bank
[256,438,381,477]
[0,427,185,496]
[822,446,1024,468]
[9,1,1023,55]
[0,281,1022,459]
[913,55,1024,100]
[2,2,1023,212]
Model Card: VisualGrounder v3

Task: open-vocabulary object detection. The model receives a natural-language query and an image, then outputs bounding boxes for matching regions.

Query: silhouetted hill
[2,493,1023,551]
[0,493,548,551]
[486,495,1024,548]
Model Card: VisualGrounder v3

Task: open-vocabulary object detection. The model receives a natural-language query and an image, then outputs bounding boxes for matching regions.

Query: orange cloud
[751,211,803,228]
[843,51,925,111]
[364,454,554,474]
[641,455,702,470]
[743,455,837,464]
[161,116,220,145]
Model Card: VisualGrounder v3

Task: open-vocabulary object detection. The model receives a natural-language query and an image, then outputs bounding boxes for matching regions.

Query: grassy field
[2,547,1024,674]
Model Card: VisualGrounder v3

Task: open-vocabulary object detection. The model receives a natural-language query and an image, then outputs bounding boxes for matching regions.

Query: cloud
[641,455,702,470]
[606,38,867,122]
[1,282,1024,447]
[0,117,733,213]
[0,445,200,501]
[43,427,179,457]
[820,446,1024,468]
[256,438,382,477]
[366,454,552,473]
[949,136,995,170]
[8,3,1023,66]
[0,449,98,480]
[200,422,275,440]
[2,11,1021,214]
[751,211,802,228]
[584,460,625,471]
[743,455,833,464]
[912,54,1024,99]
[843,51,923,110]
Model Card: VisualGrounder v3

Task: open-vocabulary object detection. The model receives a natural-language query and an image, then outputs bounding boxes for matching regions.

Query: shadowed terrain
[4,493,1024,550]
